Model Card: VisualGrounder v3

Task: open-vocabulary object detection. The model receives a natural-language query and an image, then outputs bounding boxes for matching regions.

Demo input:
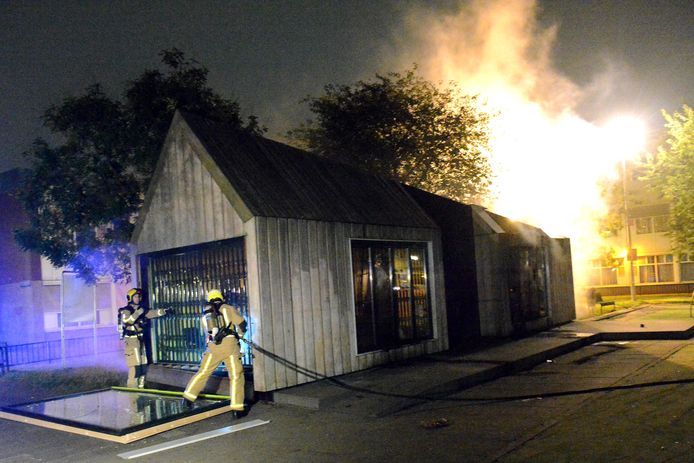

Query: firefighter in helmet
[118,288,173,388]
[182,289,247,413]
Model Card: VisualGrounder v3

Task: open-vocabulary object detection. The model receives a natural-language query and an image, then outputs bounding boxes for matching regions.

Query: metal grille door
[140,237,251,366]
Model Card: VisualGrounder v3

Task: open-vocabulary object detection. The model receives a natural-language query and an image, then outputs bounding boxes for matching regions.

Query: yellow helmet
[127,288,142,303]
[207,289,223,302]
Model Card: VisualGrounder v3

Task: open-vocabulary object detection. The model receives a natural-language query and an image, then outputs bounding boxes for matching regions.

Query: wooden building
[406,187,575,350]
[131,111,448,393]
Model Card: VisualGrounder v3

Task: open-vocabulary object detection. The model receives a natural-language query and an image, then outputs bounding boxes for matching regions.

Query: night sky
[1,0,692,173]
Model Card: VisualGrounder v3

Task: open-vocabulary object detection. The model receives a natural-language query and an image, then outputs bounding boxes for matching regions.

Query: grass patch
[640,307,694,320]
[0,367,126,406]
[603,293,693,307]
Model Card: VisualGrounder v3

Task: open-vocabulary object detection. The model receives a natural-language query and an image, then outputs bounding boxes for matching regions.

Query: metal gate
[139,237,251,366]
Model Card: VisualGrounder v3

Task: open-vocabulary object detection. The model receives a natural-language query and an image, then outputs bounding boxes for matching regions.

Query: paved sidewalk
[269,309,694,415]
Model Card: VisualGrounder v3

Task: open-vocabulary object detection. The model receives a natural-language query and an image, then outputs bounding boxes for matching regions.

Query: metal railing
[0,342,8,374]
[0,334,122,372]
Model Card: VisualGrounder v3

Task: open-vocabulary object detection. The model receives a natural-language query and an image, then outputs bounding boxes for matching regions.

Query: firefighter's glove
[213,327,230,345]
[208,327,219,344]
[164,307,174,315]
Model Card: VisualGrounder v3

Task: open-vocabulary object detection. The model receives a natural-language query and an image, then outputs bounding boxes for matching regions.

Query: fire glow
[398,0,647,314]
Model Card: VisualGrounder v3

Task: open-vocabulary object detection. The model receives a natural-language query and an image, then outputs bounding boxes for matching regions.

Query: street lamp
[604,116,646,302]
[621,158,636,301]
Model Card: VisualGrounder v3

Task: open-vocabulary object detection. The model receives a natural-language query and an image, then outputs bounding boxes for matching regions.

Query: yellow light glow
[400,0,650,317]
[603,116,647,161]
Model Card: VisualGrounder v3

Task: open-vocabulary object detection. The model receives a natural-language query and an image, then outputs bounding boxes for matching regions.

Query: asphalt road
[1,339,694,462]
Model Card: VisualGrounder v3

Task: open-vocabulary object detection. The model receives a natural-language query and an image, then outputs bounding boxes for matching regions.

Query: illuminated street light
[604,116,646,301]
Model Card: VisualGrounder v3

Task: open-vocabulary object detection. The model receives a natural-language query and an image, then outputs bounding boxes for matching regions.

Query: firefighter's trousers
[124,336,147,388]
[183,335,245,410]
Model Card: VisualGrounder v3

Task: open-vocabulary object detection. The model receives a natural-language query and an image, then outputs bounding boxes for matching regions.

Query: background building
[0,168,127,365]
[588,162,694,298]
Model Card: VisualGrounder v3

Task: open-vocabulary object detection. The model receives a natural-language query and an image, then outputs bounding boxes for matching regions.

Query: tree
[643,105,694,253]
[595,162,647,239]
[15,49,261,283]
[288,68,492,204]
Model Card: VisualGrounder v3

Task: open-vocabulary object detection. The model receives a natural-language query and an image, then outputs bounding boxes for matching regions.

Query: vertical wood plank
[318,222,335,377]
[244,218,265,392]
[210,174,223,240]
[172,136,185,248]
[288,220,308,383]
[334,222,352,375]
[265,217,287,389]
[299,220,316,379]
[308,220,326,376]
[326,222,343,375]
[277,218,297,386]
[201,155,215,241]
[181,142,192,247]
[255,217,277,390]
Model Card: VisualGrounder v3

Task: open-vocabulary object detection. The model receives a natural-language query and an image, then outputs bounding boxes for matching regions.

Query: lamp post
[621,158,636,301]
[605,115,645,302]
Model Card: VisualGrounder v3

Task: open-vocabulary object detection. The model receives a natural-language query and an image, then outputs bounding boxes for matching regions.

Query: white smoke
[382,0,642,317]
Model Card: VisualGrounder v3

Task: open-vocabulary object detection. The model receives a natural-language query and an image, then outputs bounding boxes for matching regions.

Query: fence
[0,334,122,372]
[0,343,7,374]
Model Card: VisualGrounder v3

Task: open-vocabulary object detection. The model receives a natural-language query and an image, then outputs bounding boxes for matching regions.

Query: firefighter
[182,289,247,413]
[118,288,172,388]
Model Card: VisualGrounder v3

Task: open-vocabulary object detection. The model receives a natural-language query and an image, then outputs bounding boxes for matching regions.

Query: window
[681,254,694,282]
[589,259,621,286]
[637,255,674,283]
[653,215,669,233]
[351,241,432,353]
[635,215,668,234]
[635,217,653,234]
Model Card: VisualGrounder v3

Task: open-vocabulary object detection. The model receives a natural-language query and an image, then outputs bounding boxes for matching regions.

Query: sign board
[61,272,95,324]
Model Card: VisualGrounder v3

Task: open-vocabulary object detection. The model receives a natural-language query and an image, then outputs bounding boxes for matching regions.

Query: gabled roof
[404,184,550,242]
[179,111,436,228]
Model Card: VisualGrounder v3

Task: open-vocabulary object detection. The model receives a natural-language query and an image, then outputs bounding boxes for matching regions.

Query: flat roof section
[0,387,233,443]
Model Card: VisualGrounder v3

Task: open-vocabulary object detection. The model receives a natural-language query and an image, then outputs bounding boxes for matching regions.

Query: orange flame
[396,0,646,316]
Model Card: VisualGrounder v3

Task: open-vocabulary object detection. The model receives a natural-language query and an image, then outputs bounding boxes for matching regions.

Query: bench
[595,300,616,315]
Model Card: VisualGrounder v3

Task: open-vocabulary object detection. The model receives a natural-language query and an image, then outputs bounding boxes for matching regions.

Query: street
[1,338,694,462]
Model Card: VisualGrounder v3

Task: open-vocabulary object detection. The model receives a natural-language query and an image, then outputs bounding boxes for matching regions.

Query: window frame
[635,217,653,235]
[350,240,433,354]
[589,258,622,286]
[652,215,669,233]
[637,254,674,283]
[680,254,694,282]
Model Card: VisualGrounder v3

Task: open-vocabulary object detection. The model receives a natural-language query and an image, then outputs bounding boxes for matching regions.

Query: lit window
[637,255,674,283]
[589,259,621,286]
[351,241,432,354]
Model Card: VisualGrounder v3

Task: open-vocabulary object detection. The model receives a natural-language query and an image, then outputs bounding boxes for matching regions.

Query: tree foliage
[596,176,625,238]
[15,49,261,283]
[288,68,492,204]
[595,162,647,238]
[643,104,694,253]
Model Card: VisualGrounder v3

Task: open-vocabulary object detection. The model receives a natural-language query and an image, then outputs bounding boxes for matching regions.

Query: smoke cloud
[383,0,637,316]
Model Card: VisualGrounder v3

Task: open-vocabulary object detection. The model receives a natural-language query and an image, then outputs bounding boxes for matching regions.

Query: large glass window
[680,254,694,282]
[637,255,674,283]
[589,259,621,286]
[351,241,432,353]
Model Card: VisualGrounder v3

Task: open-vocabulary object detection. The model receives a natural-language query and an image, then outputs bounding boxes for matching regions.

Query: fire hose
[237,337,694,404]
